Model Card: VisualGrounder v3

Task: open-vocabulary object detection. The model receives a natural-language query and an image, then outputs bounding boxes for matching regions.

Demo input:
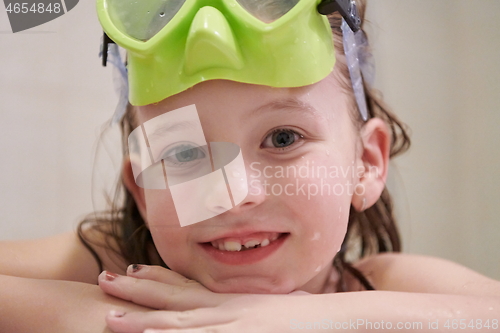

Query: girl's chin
[204,279,296,294]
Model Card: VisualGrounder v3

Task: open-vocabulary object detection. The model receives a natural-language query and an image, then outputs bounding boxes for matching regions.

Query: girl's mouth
[199,232,290,265]
[209,232,282,251]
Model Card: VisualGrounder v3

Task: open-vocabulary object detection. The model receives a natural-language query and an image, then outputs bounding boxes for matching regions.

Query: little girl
[1,0,499,332]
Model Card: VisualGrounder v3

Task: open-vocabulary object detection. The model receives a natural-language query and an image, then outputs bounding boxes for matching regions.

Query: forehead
[133,71,348,127]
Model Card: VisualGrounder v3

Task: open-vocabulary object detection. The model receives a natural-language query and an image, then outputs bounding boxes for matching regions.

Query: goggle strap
[98,32,129,125]
[317,0,361,32]
[102,32,115,67]
[341,19,370,121]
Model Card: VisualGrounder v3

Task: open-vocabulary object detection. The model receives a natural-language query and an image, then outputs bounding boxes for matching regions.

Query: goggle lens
[107,0,302,41]
[236,0,299,22]
[108,0,186,41]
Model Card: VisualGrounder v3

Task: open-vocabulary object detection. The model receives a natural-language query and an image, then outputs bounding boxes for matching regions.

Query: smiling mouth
[204,232,289,252]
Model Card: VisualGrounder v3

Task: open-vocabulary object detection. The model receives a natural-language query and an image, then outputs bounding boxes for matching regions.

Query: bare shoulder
[352,252,500,296]
[0,230,127,284]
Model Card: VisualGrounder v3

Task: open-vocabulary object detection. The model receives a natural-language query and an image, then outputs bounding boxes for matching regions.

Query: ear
[122,156,149,224]
[352,118,390,211]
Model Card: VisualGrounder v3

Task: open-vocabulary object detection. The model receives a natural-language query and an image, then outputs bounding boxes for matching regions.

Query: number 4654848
[5,2,61,14]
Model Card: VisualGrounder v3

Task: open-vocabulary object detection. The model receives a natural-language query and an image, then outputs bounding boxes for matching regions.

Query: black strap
[317,0,361,32]
[102,32,115,67]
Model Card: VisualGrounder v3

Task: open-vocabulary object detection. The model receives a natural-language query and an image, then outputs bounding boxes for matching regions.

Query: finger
[98,271,230,310]
[106,309,234,333]
[126,265,197,287]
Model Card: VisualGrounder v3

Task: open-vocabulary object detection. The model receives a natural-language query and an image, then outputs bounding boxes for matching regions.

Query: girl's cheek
[144,189,179,226]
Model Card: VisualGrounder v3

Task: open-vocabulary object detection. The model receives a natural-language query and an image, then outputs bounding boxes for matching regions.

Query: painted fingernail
[105,271,119,281]
[109,310,125,318]
[130,264,143,273]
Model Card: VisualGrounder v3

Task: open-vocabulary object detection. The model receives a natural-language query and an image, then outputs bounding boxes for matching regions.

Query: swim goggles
[97,0,361,106]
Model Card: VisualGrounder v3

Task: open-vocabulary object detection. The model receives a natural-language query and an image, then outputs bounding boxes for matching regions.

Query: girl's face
[130,70,366,294]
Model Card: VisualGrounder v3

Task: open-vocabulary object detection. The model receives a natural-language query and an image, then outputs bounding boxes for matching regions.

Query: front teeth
[224,241,242,252]
[210,238,274,251]
[244,240,260,249]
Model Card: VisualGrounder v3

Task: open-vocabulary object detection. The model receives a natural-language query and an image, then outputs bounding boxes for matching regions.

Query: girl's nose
[203,171,234,215]
[204,174,267,215]
[204,146,266,215]
[228,177,267,214]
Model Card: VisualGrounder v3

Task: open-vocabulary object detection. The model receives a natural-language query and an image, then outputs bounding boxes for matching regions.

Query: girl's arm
[352,252,500,296]
[0,274,151,333]
[102,291,499,333]
[0,231,126,283]
[0,231,136,331]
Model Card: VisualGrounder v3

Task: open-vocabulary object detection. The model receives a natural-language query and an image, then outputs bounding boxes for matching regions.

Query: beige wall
[1,1,499,279]
[367,0,500,279]
[0,0,117,238]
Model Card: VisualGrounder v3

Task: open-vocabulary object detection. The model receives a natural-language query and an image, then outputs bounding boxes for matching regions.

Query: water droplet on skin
[301,156,304,159]
[326,149,330,156]
[315,266,322,272]
[311,232,320,241]
[232,171,240,177]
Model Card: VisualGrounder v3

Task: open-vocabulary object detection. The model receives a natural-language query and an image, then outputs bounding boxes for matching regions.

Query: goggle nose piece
[184,6,244,76]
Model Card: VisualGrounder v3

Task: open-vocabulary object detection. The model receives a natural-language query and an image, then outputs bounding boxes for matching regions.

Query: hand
[98,265,313,333]
[107,294,322,333]
[98,265,240,311]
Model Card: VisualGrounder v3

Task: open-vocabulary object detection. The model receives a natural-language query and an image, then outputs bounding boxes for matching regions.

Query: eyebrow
[146,97,320,139]
[249,97,321,119]
[147,120,198,139]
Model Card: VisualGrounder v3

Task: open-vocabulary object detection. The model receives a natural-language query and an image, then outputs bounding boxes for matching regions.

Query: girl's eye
[261,128,303,151]
[161,143,206,167]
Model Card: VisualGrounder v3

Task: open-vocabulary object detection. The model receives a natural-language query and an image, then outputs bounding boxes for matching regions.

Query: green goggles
[97,0,358,106]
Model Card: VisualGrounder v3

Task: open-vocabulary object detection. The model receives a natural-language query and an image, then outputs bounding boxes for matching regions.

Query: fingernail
[129,264,143,273]
[105,271,119,281]
[109,310,125,318]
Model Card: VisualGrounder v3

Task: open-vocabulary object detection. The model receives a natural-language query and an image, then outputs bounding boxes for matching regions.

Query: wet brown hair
[78,0,411,292]
[327,1,410,291]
